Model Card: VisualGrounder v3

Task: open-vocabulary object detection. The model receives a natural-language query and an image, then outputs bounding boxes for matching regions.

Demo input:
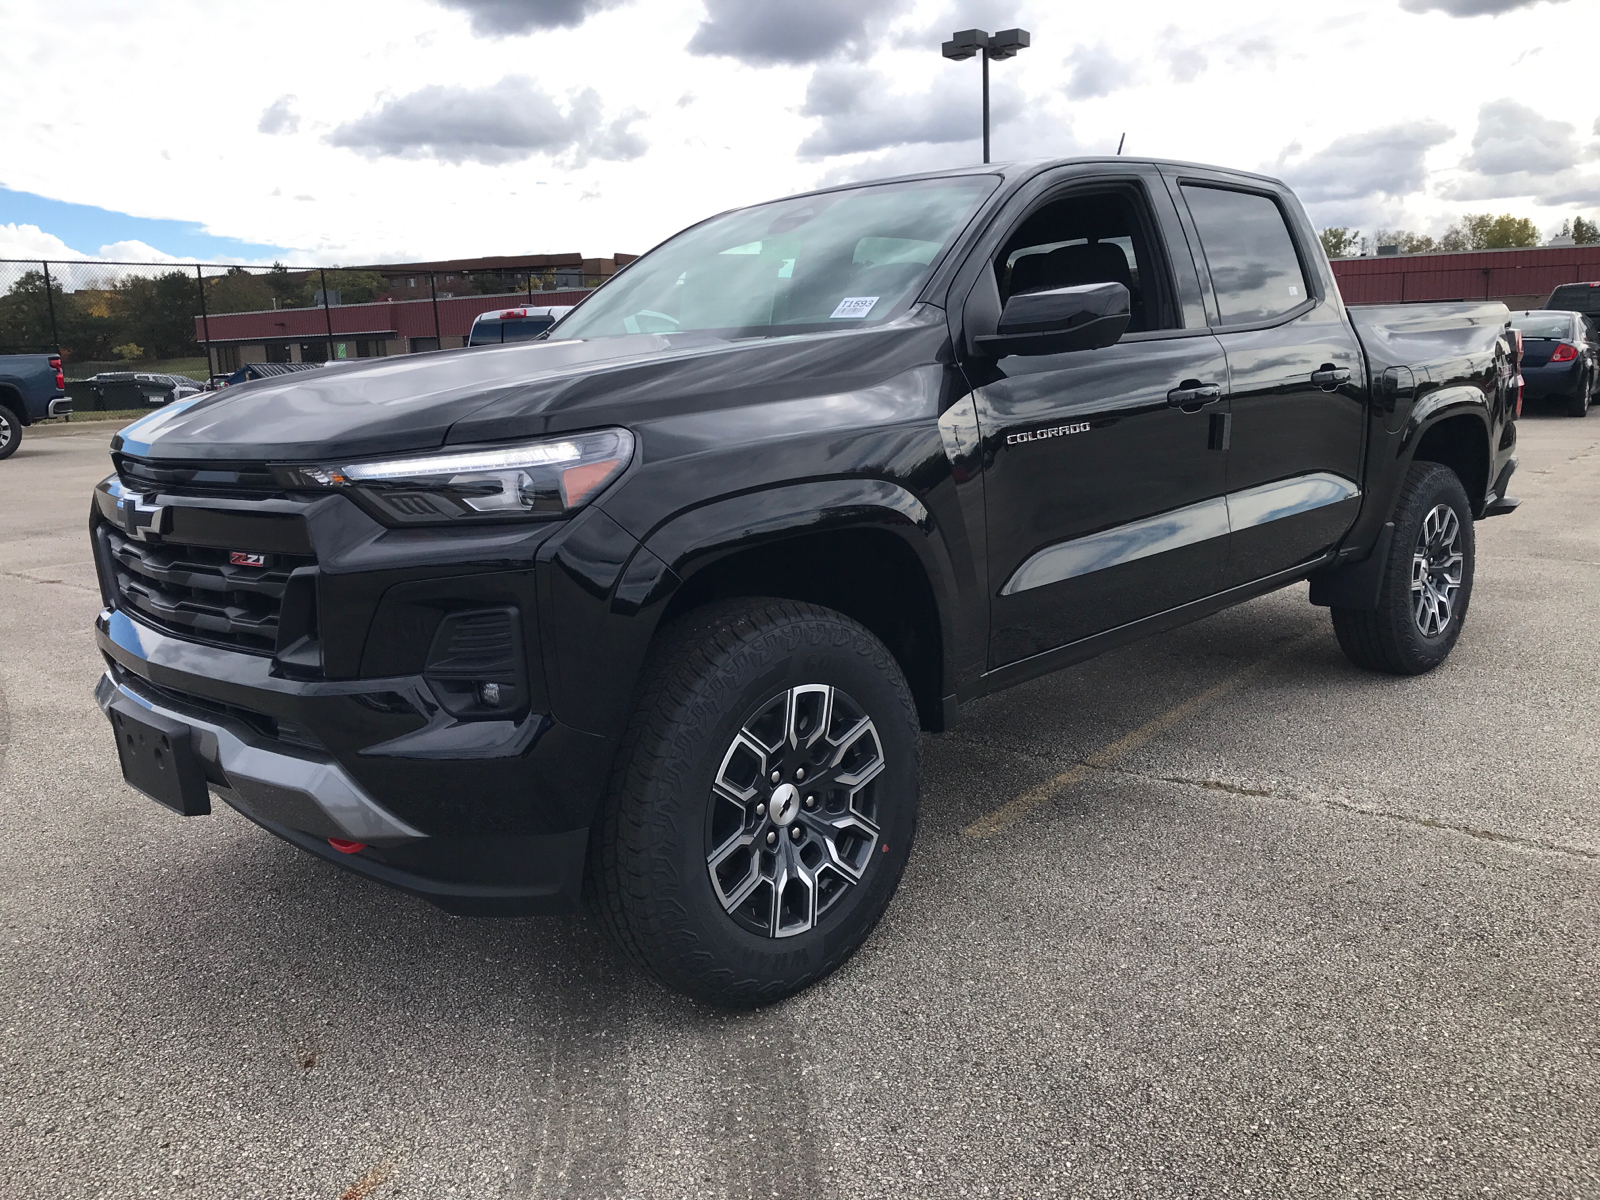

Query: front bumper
[94,608,603,915]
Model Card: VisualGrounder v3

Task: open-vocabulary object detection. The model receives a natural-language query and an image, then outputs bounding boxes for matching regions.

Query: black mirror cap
[975,281,1131,357]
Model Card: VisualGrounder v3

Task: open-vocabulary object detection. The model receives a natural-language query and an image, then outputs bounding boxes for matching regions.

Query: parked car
[89,158,1520,1006]
[223,362,325,387]
[1509,309,1597,416]
[1544,280,1600,320]
[85,372,206,410]
[0,351,69,460]
[467,305,572,346]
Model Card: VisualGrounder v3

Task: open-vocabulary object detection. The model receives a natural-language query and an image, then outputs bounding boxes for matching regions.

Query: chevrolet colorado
[90,159,1520,1006]
[0,351,70,459]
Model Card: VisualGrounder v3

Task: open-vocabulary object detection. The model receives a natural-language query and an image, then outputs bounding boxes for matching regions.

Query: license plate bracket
[107,695,211,816]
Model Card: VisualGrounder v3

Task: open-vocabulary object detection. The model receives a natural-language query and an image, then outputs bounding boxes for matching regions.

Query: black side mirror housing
[974,281,1131,357]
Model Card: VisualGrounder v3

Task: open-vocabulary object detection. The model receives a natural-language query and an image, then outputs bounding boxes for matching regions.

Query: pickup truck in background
[0,351,69,459]
[88,157,1519,1006]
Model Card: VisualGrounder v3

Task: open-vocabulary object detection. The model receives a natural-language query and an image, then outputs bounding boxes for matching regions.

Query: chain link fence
[0,257,605,411]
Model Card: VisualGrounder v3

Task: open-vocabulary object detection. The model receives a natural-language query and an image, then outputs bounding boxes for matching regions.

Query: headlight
[277,428,634,525]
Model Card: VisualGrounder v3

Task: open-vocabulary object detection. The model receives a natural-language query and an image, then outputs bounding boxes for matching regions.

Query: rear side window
[1181,185,1310,325]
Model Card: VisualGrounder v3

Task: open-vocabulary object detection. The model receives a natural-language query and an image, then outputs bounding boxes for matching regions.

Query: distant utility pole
[941,27,1030,164]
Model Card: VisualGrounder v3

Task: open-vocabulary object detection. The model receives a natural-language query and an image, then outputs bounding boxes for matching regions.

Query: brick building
[1330,245,1600,310]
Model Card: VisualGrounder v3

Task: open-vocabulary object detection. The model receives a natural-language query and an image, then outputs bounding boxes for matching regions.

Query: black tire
[589,598,920,1007]
[1332,461,1475,675]
[1569,370,1595,418]
[0,407,20,461]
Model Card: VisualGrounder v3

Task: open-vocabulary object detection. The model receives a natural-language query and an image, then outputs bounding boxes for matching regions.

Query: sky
[0,0,1596,266]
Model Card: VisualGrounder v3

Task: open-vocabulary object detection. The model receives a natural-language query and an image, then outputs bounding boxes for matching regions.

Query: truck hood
[114,315,947,463]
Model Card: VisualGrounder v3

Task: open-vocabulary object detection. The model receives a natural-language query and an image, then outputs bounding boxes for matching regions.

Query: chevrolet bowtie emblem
[115,493,169,541]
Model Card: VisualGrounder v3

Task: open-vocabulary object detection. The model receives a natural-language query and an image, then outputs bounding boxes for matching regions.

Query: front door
[960,180,1233,668]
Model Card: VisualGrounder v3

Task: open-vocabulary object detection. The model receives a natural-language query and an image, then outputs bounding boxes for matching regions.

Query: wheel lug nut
[770,770,781,784]
[789,825,802,842]
[754,802,766,817]
[803,795,816,809]
[766,830,778,846]
[794,767,806,782]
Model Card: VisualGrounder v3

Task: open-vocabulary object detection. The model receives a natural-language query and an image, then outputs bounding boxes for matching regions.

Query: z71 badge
[1007,421,1091,445]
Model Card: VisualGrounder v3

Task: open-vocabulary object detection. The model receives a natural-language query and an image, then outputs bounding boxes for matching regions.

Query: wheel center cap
[769,783,801,827]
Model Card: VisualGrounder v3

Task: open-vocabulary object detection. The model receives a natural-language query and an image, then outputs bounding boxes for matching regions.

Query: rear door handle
[1167,382,1223,408]
[1311,365,1352,389]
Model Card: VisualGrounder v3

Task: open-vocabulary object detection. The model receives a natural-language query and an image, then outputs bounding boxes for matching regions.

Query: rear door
[1168,174,1366,588]
[954,166,1233,668]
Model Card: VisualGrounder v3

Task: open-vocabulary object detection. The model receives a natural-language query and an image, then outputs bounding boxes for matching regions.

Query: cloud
[1441,98,1600,204]
[688,0,912,66]
[0,223,84,260]
[797,64,1021,158]
[813,107,1084,185]
[432,0,627,36]
[327,77,646,166]
[1166,46,1206,83]
[1399,0,1568,14]
[1460,98,1582,175]
[1276,120,1454,203]
[1063,43,1138,100]
[257,96,299,136]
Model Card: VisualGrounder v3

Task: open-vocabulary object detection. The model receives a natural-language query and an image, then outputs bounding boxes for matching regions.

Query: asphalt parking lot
[3,414,1598,1199]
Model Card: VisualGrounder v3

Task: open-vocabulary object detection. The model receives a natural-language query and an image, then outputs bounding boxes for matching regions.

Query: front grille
[103,527,314,654]
[114,454,283,498]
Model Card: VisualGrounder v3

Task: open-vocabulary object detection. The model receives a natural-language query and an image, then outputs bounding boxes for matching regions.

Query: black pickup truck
[90,159,1519,1006]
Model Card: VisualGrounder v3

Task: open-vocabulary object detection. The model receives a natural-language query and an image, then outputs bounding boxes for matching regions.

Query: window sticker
[830,296,879,319]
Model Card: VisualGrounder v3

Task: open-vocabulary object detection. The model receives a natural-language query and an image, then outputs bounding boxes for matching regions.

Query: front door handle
[1167,382,1223,409]
[1311,364,1352,390]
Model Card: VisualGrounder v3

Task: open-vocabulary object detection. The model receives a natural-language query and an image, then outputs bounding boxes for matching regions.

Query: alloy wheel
[1411,502,1464,637]
[0,412,12,452]
[706,684,885,938]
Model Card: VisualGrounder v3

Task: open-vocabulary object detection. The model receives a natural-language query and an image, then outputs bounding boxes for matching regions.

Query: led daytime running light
[342,441,582,481]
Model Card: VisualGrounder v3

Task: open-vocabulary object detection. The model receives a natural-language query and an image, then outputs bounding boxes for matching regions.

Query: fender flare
[640,477,967,704]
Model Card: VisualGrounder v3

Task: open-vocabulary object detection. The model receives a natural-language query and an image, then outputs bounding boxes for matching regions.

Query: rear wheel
[1567,378,1592,417]
[0,407,20,461]
[589,598,920,1007]
[1332,461,1475,675]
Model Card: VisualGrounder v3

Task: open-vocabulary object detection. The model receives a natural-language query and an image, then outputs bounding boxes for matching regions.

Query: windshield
[1511,313,1576,339]
[555,175,999,341]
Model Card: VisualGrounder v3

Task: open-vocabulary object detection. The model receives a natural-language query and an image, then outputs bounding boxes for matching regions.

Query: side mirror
[974,281,1131,357]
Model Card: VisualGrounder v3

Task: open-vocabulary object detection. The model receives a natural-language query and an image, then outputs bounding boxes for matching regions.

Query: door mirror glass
[975,281,1131,357]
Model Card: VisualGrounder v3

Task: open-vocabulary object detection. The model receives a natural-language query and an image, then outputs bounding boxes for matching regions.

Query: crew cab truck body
[0,352,70,459]
[89,159,1518,1006]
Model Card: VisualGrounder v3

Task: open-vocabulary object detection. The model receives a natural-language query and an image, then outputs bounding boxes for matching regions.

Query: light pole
[941,27,1030,164]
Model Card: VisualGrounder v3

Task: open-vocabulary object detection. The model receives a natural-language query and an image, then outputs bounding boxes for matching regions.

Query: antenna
[1116,132,1125,155]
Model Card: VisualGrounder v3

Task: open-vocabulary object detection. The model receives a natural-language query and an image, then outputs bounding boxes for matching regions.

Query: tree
[1319,227,1361,259]
[112,270,202,359]
[205,267,276,314]
[1574,215,1600,246]
[1440,212,1541,251]
[1373,229,1439,254]
[321,269,388,305]
[0,270,62,352]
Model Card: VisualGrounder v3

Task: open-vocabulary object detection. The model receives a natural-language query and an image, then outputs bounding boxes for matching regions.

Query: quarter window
[1182,185,1310,325]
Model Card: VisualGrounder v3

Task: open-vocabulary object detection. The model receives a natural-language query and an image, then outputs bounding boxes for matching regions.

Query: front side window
[555,176,999,341]
[1182,185,1310,325]
[994,189,1174,333]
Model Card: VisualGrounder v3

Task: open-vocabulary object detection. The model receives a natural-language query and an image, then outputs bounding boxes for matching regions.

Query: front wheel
[0,407,20,461]
[589,599,920,1007]
[1331,461,1475,675]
